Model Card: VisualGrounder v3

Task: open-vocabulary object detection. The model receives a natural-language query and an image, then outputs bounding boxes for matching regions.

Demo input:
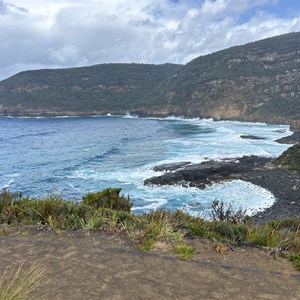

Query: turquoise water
[0,116,292,215]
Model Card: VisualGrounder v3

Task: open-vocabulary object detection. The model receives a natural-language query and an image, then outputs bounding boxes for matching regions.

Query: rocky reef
[144,156,272,189]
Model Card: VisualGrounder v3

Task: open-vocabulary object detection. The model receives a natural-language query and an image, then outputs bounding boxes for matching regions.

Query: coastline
[1,112,299,223]
[240,133,300,223]
[243,168,300,224]
[145,132,300,225]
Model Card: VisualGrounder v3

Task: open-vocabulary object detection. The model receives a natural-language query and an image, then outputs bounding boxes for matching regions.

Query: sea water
[0,116,292,215]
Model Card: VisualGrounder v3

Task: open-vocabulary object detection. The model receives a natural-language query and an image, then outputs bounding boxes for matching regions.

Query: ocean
[0,115,292,215]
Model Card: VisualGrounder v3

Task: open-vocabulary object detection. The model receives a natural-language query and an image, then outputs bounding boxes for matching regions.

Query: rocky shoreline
[144,152,300,224]
[276,131,300,144]
[241,168,300,224]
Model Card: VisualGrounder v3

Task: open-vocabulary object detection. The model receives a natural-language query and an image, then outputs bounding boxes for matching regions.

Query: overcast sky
[1,0,300,80]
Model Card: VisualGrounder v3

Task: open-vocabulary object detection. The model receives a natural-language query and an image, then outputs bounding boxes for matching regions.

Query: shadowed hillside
[0,63,181,115]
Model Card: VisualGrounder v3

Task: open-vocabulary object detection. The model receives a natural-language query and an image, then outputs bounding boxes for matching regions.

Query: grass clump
[173,244,195,260]
[0,260,46,300]
[79,211,104,230]
[268,218,300,232]
[132,209,184,252]
[246,224,282,248]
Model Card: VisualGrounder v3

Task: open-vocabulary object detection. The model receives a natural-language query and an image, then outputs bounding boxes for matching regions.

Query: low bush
[82,188,132,211]
[288,253,300,270]
[209,221,248,244]
[246,224,285,248]
[273,144,300,172]
[188,218,208,237]
[210,199,247,224]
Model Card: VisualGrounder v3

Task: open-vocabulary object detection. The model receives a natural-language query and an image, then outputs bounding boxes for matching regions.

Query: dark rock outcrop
[240,135,266,140]
[153,162,191,172]
[145,156,272,188]
[276,131,300,144]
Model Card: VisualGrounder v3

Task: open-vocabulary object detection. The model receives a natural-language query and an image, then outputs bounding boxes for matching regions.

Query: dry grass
[0,260,46,300]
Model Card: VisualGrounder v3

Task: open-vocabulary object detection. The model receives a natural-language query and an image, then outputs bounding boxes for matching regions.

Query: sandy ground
[0,229,299,300]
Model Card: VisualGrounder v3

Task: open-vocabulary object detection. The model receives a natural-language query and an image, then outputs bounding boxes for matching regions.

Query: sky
[0,0,300,80]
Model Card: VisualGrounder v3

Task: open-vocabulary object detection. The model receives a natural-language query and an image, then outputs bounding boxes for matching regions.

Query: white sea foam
[182,180,276,217]
[132,198,168,211]
[0,173,21,188]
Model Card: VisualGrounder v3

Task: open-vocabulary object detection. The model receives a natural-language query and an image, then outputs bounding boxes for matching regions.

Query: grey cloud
[0,0,28,14]
[7,4,28,13]
[1,0,300,80]
[0,0,7,14]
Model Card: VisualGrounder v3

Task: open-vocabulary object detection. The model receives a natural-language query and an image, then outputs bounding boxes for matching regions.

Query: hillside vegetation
[0,32,300,127]
[0,63,181,115]
[273,145,300,172]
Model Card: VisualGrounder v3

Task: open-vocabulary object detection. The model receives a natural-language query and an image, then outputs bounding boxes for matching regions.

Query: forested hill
[0,32,300,128]
[0,63,181,115]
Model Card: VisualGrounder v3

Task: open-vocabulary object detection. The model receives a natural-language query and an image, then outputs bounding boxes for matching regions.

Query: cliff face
[155,32,300,128]
[0,32,300,128]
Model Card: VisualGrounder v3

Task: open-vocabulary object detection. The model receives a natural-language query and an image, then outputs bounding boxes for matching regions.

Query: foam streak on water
[0,116,292,215]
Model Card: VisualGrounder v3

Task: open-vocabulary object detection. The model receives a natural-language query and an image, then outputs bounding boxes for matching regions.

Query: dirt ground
[0,228,300,300]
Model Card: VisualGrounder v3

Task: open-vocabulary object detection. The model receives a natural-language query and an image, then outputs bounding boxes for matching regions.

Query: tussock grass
[0,260,46,300]
[173,244,195,260]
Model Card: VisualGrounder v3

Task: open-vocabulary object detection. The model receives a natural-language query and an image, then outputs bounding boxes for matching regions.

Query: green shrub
[82,188,132,211]
[208,221,248,244]
[288,253,300,270]
[0,189,23,209]
[0,189,24,223]
[273,145,300,172]
[188,218,208,237]
[138,239,156,252]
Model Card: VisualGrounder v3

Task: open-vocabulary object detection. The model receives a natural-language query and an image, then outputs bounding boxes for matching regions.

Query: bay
[0,116,292,215]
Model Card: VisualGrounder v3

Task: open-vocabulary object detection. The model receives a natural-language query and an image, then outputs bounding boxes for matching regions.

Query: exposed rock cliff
[155,32,300,128]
